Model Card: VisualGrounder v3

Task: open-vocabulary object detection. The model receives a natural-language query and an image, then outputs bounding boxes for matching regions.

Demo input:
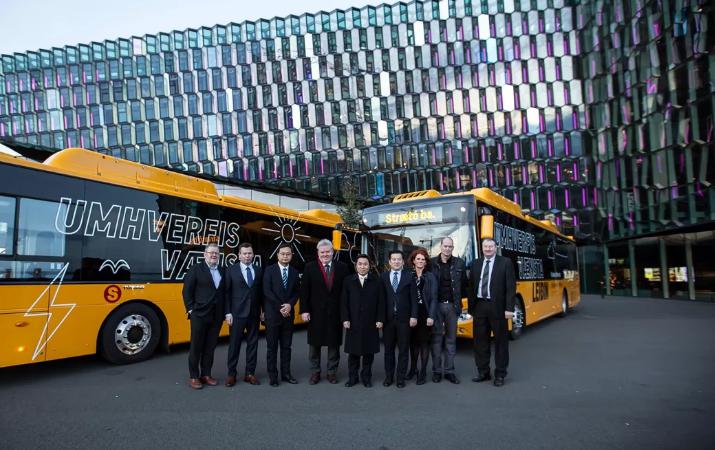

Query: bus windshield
[363,199,476,271]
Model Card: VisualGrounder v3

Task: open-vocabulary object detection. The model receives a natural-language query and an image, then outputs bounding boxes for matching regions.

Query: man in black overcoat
[300,239,349,384]
[341,254,385,387]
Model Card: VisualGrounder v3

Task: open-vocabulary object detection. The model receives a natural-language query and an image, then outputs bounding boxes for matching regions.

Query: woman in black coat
[341,254,385,387]
[406,248,438,385]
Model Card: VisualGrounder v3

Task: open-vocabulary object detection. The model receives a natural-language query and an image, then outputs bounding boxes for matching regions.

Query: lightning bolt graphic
[24,263,76,360]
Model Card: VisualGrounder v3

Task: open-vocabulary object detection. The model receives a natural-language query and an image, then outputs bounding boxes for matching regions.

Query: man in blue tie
[225,242,263,387]
[380,250,417,388]
[262,243,300,386]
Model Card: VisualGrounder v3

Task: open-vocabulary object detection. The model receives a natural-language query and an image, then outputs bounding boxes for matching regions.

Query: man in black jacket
[182,243,225,390]
[469,238,516,387]
[380,250,417,388]
[262,243,300,386]
[430,237,467,384]
[224,242,263,387]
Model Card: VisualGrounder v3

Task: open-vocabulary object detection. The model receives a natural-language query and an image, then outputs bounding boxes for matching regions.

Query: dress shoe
[327,374,338,384]
[432,373,442,383]
[472,373,492,383]
[383,377,393,387]
[281,375,298,384]
[270,378,279,387]
[405,369,416,381]
[189,378,203,390]
[225,375,237,387]
[344,380,357,387]
[445,374,460,384]
[200,376,218,386]
[363,380,373,388]
[309,373,320,385]
[396,381,406,388]
[494,377,505,387]
[244,374,260,385]
[416,375,426,385]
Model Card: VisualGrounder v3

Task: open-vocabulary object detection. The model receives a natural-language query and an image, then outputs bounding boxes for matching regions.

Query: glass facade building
[0,0,713,299]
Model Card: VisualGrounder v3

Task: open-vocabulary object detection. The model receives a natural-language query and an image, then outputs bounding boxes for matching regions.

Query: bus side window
[17,198,66,257]
[0,196,16,256]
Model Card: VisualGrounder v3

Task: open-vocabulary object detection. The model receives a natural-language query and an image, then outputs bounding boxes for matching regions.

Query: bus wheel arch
[98,301,164,364]
[509,295,526,340]
[559,289,569,317]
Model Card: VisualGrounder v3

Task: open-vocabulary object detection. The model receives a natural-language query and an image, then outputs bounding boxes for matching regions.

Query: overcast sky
[0,0,383,55]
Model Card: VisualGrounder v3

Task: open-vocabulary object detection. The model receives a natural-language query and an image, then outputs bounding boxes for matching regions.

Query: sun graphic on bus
[261,216,309,262]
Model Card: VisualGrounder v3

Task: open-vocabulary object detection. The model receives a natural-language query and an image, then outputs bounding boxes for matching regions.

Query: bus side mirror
[332,229,343,250]
[480,215,494,239]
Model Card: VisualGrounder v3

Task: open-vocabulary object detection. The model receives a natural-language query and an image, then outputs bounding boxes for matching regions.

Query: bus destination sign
[379,207,443,225]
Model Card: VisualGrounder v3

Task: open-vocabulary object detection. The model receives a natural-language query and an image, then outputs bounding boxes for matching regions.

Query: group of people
[182,236,516,390]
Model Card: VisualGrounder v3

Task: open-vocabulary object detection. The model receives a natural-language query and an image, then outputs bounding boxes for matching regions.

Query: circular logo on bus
[104,285,122,303]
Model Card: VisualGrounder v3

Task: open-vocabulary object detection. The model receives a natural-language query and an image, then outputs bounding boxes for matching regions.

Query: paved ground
[1,294,714,449]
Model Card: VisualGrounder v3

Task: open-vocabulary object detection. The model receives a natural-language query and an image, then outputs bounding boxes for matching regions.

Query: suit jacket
[341,273,385,355]
[468,255,516,319]
[415,270,439,321]
[225,263,263,319]
[381,269,418,323]
[261,263,300,326]
[182,262,225,321]
[300,260,349,347]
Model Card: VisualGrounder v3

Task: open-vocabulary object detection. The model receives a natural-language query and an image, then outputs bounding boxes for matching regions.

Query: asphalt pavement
[1,294,714,449]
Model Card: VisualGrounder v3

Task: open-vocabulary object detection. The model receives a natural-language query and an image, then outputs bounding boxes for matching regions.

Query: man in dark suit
[262,243,300,386]
[468,238,516,387]
[380,250,417,388]
[182,243,225,390]
[300,239,349,385]
[342,254,385,388]
[224,242,263,387]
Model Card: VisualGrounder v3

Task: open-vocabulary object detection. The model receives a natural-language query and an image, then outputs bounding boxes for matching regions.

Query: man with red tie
[300,239,349,385]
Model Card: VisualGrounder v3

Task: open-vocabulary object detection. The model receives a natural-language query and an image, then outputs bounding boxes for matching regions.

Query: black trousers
[188,313,221,379]
[348,353,375,382]
[227,316,259,377]
[473,316,510,378]
[383,319,411,381]
[266,318,294,379]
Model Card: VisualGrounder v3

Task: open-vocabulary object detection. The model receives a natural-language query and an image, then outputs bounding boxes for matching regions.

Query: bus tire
[100,303,161,364]
[559,290,569,317]
[509,298,526,340]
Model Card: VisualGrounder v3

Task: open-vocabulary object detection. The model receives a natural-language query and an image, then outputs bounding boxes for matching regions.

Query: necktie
[246,266,253,287]
[360,276,364,287]
[324,264,331,277]
[480,259,490,298]
[392,271,399,292]
[282,267,288,289]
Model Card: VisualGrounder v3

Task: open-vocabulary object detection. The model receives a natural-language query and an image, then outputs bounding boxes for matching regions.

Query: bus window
[18,198,67,257]
[0,196,15,256]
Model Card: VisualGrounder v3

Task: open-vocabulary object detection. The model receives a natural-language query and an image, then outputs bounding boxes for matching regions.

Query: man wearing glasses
[182,243,226,390]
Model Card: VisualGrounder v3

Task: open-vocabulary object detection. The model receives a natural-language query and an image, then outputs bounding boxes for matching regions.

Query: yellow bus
[0,148,355,367]
[361,189,580,339]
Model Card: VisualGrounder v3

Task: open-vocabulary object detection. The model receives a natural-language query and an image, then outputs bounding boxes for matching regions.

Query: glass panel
[0,196,16,256]
[18,198,67,257]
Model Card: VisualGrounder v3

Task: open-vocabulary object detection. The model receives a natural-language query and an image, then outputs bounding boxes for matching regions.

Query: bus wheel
[560,290,569,317]
[509,299,525,340]
[100,303,161,364]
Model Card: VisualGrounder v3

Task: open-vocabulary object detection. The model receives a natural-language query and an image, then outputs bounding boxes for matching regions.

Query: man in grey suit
[225,242,263,387]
